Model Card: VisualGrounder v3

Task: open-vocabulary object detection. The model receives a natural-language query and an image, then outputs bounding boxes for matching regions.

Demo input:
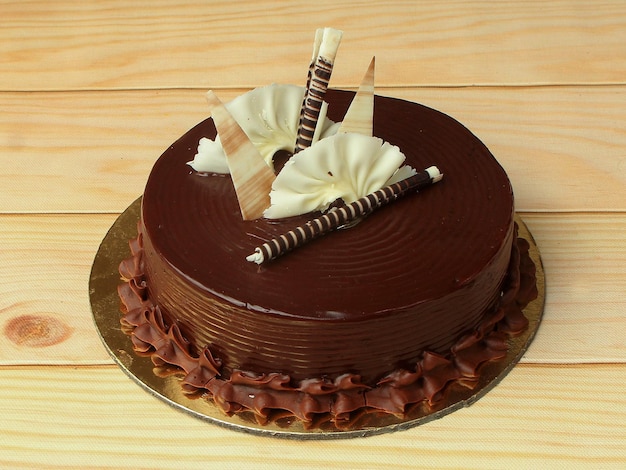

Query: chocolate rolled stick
[298,28,324,134]
[246,166,443,264]
[295,28,343,153]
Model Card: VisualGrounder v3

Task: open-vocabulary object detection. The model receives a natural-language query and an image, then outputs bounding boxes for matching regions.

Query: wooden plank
[520,213,626,363]
[1,86,625,214]
[389,86,626,213]
[0,214,116,365]
[2,0,626,91]
[0,364,624,469]
[0,89,222,214]
[0,212,624,366]
[1,2,622,467]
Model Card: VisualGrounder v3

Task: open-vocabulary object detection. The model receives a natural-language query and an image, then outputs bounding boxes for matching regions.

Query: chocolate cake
[117,87,538,430]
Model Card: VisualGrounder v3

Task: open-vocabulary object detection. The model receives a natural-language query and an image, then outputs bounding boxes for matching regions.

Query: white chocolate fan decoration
[205,90,275,221]
[191,136,230,174]
[188,84,338,174]
[264,132,408,219]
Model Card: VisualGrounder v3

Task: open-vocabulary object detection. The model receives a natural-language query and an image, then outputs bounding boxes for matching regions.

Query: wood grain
[0,364,624,469]
[520,213,626,363]
[0,212,623,366]
[2,1,626,91]
[0,89,237,213]
[1,86,625,214]
[0,214,115,365]
[1,1,624,466]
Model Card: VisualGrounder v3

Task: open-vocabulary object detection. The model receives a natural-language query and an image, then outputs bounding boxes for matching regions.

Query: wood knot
[4,314,72,348]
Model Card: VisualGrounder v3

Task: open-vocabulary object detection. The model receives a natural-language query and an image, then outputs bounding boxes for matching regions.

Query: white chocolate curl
[264,132,409,219]
[188,84,338,174]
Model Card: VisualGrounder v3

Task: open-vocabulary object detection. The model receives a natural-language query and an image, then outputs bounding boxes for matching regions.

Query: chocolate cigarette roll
[295,57,334,152]
[294,28,342,153]
[297,29,324,141]
[246,166,442,264]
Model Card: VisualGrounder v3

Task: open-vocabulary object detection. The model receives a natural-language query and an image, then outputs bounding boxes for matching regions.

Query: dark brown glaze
[136,89,517,388]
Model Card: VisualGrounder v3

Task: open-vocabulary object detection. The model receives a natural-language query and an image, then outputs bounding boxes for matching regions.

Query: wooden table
[2,1,625,468]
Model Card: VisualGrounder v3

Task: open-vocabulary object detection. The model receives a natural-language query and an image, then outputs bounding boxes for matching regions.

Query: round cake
[118,89,538,429]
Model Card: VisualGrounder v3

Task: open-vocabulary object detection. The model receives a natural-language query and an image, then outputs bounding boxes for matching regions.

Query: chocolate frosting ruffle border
[117,222,538,431]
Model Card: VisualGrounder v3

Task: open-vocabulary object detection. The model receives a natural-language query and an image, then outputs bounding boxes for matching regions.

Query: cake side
[138,216,515,383]
[118,225,537,427]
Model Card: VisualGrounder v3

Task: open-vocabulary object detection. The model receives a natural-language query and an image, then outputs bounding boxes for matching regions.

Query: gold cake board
[89,197,545,439]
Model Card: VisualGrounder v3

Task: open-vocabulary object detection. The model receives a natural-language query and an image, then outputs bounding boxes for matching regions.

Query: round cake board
[89,197,545,439]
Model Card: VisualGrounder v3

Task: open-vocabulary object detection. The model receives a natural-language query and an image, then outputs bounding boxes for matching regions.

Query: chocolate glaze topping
[119,90,538,428]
